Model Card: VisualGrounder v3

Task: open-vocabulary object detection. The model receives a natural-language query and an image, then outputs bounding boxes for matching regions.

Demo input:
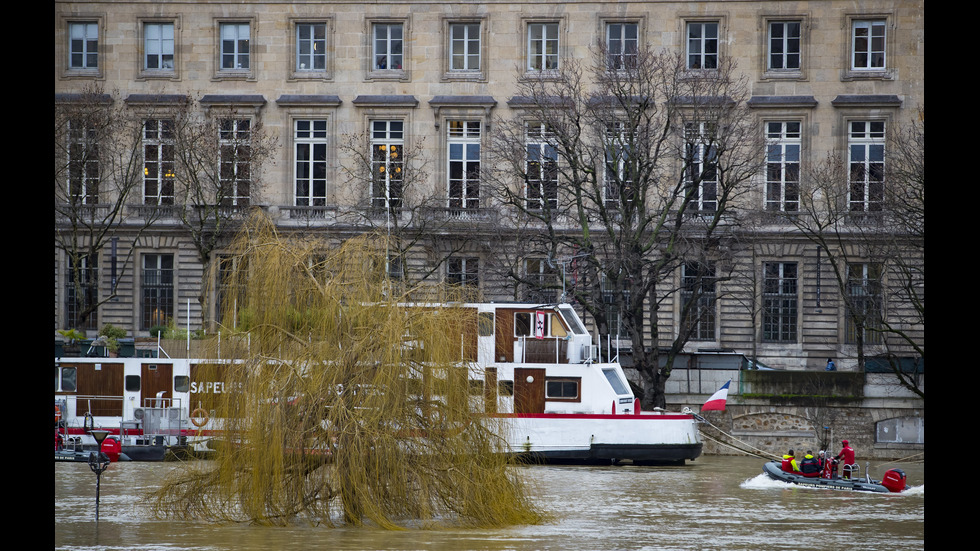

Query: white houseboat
[54,303,702,464]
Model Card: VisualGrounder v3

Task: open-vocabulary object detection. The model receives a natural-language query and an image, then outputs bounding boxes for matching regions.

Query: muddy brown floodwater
[55,454,924,550]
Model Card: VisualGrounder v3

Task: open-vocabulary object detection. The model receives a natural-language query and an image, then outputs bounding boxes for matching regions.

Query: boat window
[545,377,580,401]
[558,305,587,334]
[174,375,189,393]
[602,368,630,395]
[498,380,514,396]
[549,314,567,338]
[125,375,141,392]
[478,312,494,337]
[60,366,77,392]
[514,312,532,336]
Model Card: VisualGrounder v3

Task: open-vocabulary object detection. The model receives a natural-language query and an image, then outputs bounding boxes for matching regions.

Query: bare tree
[486,46,764,408]
[781,111,923,396]
[165,100,279,328]
[54,87,162,331]
[337,128,485,300]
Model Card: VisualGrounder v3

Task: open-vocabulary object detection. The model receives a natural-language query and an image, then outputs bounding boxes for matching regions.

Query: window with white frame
[69,21,99,69]
[67,119,99,205]
[765,121,801,212]
[681,262,716,341]
[143,119,175,205]
[848,120,885,212]
[845,262,883,345]
[449,23,481,72]
[371,120,404,210]
[768,21,801,71]
[447,256,479,287]
[525,122,559,210]
[141,253,174,330]
[686,21,719,69]
[220,22,250,70]
[447,121,481,210]
[296,22,327,72]
[684,122,718,212]
[144,22,175,71]
[851,20,886,70]
[373,23,403,70]
[294,119,328,207]
[218,118,251,206]
[604,121,635,208]
[606,22,638,70]
[527,22,559,71]
[762,261,797,343]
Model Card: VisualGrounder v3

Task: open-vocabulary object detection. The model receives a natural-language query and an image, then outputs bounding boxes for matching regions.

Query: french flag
[702,380,731,411]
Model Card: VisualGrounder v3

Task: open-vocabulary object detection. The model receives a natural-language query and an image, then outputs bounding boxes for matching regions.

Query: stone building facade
[54,1,924,372]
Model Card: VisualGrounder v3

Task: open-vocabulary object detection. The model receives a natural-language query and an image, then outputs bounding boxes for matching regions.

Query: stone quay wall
[658,368,924,464]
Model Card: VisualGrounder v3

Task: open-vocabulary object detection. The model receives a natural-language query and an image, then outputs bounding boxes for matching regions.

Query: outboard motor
[881,469,907,493]
[101,436,122,463]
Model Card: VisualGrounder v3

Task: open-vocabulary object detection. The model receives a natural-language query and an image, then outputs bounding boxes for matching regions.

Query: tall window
[523,258,558,302]
[219,118,251,207]
[527,23,559,71]
[681,262,716,341]
[604,122,635,208]
[684,122,718,212]
[686,21,718,69]
[525,122,558,210]
[220,23,250,70]
[67,119,99,205]
[448,121,481,210]
[371,120,404,210]
[450,23,481,71]
[296,23,327,71]
[216,254,246,327]
[373,23,403,70]
[144,22,175,70]
[65,254,98,330]
[143,119,175,205]
[448,257,479,287]
[762,262,798,343]
[846,263,883,344]
[294,119,328,207]
[142,253,174,330]
[848,120,885,212]
[606,22,638,70]
[768,21,801,71]
[69,21,99,69]
[765,121,801,212]
[851,20,886,70]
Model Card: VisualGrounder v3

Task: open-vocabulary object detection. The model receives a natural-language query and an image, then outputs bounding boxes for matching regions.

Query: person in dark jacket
[799,451,820,478]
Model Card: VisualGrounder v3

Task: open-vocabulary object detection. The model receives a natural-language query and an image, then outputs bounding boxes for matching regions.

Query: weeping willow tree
[147,213,545,528]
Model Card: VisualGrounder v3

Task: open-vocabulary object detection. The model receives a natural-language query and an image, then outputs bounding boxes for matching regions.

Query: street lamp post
[87,429,112,523]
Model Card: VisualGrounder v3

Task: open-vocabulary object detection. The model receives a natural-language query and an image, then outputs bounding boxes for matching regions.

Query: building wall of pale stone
[55,1,924,371]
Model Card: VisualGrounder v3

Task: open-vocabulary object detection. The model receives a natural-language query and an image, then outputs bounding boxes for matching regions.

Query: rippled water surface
[55,455,924,550]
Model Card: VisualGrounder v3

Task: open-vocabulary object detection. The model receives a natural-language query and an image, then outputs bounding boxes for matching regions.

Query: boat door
[73,362,125,417]
[141,362,173,407]
[514,367,545,414]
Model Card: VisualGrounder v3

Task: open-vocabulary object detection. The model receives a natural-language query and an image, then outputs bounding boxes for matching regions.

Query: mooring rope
[697,417,780,460]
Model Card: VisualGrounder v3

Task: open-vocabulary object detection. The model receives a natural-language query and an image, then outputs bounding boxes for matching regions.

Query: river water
[55,455,924,550]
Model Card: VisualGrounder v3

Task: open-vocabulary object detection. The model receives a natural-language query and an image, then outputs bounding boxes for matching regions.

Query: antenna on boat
[548,252,590,303]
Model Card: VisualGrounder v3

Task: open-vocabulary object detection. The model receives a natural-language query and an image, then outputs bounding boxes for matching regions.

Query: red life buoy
[191,408,210,427]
